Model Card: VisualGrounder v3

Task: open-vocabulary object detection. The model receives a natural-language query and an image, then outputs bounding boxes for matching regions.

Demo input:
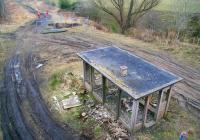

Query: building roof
[78,47,182,99]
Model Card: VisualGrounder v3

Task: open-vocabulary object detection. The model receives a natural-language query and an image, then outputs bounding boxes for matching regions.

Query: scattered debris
[36,63,43,69]
[49,70,129,139]
[50,96,61,112]
[48,23,81,29]
[63,91,72,97]
[61,95,82,109]
[83,100,130,139]
[81,112,87,117]
[41,28,67,34]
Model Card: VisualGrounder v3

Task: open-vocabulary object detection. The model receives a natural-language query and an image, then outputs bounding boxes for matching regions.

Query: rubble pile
[82,100,130,139]
[86,104,111,124]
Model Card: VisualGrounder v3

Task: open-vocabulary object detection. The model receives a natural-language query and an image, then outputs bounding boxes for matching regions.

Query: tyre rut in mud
[1,54,90,140]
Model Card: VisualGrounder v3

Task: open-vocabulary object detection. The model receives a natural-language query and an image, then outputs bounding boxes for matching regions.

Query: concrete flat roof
[78,47,182,99]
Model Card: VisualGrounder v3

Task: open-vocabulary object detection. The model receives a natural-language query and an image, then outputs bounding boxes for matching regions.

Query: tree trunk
[94,0,161,35]
[0,0,6,20]
[121,29,126,34]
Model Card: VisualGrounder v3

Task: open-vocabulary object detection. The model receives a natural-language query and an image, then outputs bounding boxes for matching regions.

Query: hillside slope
[0,0,200,139]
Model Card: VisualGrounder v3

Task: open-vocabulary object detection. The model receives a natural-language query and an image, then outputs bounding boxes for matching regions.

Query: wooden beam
[102,76,107,104]
[83,61,86,83]
[90,67,94,92]
[116,89,122,119]
[143,95,151,125]
[155,90,164,122]
[164,87,172,116]
[131,99,139,130]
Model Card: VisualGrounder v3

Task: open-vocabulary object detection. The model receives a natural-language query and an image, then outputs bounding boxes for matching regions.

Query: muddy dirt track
[1,53,90,140]
[0,12,92,139]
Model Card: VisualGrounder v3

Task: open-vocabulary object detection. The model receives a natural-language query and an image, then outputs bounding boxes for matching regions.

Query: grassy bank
[67,27,200,69]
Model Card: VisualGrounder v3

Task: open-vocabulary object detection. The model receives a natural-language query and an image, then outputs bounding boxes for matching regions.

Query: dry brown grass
[66,26,200,69]
[0,0,36,33]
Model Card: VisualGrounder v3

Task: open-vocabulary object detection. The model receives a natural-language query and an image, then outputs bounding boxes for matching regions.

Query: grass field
[155,0,200,13]
[52,0,200,13]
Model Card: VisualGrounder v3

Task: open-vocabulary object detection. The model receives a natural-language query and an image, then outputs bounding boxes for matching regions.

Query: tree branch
[93,0,121,25]
[93,0,161,33]
[132,0,160,16]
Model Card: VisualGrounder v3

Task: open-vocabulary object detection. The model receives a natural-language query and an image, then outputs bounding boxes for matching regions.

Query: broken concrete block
[61,95,81,109]
[50,96,61,112]
[52,96,58,102]
[120,66,128,77]
[36,63,43,69]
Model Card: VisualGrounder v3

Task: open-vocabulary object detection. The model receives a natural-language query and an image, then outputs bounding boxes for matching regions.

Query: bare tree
[0,0,6,21]
[93,0,161,34]
[171,0,190,39]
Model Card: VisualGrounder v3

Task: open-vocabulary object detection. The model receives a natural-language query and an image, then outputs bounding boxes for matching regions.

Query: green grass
[155,0,200,13]
[49,71,64,90]
[75,0,200,34]
[62,105,104,138]
[45,0,77,8]
[135,99,200,140]
[61,96,104,139]
[47,70,104,139]
[94,125,103,138]
[154,42,200,67]
[100,15,120,33]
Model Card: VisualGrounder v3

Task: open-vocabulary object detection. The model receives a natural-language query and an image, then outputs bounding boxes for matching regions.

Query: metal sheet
[78,47,182,99]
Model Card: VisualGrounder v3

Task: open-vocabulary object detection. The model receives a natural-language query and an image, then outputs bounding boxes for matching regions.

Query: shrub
[59,0,76,10]
[45,0,57,6]
[49,71,64,90]
[187,15,200,38]
[76,2,120,33]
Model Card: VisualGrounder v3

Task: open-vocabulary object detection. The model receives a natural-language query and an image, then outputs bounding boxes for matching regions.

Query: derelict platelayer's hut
[78,47,182,131]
